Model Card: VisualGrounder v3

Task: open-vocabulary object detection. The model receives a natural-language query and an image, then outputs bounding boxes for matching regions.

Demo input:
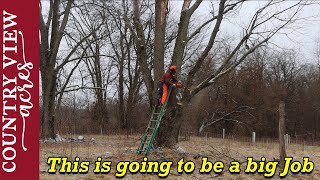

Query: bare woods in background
[39,0,320,144]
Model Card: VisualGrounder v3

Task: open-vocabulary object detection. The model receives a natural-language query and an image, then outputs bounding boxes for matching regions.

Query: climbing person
[156,65,183,106]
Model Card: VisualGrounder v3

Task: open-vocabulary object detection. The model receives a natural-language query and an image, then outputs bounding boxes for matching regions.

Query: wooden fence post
[279,101,287,168]
[252,132,256,144]
[223,128,225,139]
[285,134,290,146]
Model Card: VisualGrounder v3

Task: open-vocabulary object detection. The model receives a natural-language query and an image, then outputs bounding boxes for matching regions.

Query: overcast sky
[41,0,320,63]
[170,1,320,63]
[40,1,320,103]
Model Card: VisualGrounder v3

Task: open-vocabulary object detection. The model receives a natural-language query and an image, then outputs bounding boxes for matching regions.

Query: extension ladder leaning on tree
[137,86,174,156]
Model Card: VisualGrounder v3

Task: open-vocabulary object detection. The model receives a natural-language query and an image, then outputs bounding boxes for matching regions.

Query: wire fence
[55,127,320,146]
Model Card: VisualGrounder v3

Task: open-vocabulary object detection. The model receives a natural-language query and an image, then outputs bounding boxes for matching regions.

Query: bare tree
[130,0,311,147]
[40,0,75,139]
[39,0,104,139]
[198,106,253,134]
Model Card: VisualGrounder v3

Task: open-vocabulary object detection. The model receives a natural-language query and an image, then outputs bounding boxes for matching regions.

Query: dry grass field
[40,135,320,179]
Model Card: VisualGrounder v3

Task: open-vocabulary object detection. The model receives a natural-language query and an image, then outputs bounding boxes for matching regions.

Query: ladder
[137,86,173,155]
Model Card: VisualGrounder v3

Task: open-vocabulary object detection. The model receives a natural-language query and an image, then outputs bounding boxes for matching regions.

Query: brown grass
[40,135,320,179]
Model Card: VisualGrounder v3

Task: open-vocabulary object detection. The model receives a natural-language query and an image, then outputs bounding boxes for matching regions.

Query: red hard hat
[170,65,177,72]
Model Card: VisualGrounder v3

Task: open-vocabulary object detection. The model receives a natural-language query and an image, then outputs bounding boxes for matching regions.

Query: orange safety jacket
[159,70,178,104]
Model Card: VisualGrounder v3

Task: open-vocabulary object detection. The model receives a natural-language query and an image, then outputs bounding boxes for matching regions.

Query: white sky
[170,1,320,63]
[41,0,320,62]
[40,0,320,103]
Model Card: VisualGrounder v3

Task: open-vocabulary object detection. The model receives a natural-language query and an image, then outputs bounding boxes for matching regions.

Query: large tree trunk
[153,0,167,89]
[156,88,181,147]
[40,70,57,139]
[40,0,74,139]
[156,87,189,147]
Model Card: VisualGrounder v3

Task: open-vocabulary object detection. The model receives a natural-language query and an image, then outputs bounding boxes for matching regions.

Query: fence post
[285,134,290,145]
[223,128,225,139]
[252,132,256,144]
